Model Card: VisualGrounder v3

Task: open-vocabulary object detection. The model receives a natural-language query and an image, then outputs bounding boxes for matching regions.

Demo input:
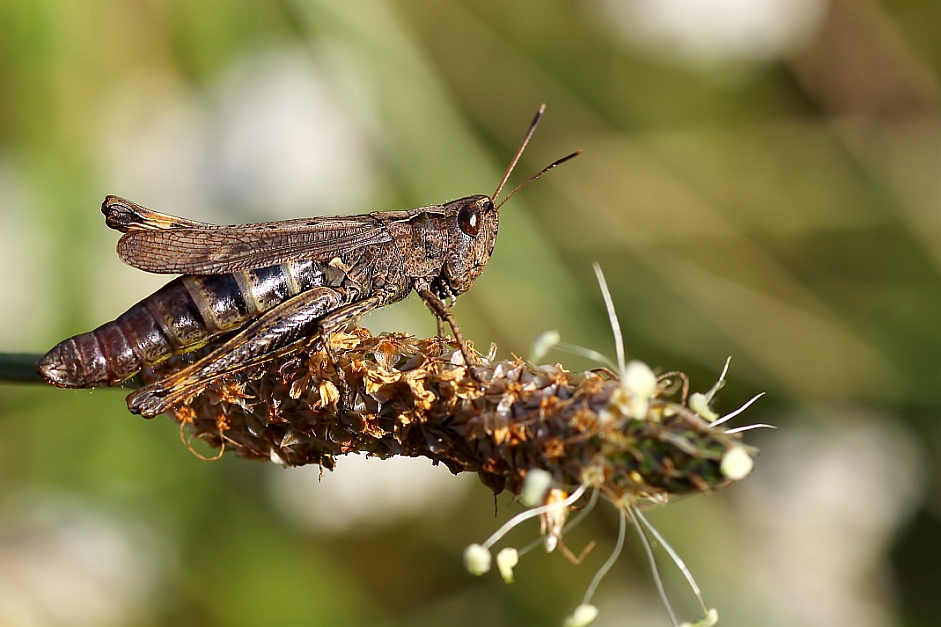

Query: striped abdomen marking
[37,260,325,388]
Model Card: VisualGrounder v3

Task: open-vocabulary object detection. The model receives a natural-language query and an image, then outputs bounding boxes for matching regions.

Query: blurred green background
[1,1,939,625]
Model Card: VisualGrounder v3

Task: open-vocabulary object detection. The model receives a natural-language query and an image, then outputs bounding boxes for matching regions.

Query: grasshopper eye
[458,204,480,237]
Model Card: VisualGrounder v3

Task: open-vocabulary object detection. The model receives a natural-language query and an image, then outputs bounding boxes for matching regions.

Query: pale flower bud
[689,357,730,421]
[680,608,719,627]
[688,392,719,421]
[496,547,519,583]
[531,330,561,362]
[721,446,753,480]
[540,489,569,553]
[563,604,599,627]
[520,469,553,507]
[463,544,492,575]
[622,360,657,418]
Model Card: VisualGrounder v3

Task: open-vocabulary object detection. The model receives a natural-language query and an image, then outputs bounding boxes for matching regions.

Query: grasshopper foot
[126,385,170,418]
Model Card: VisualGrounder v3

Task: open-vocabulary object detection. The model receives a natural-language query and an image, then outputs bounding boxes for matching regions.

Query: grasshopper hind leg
[127,289,391,418]
[128,287,346,417]
[102,195,209,233]
[308,293,390,413]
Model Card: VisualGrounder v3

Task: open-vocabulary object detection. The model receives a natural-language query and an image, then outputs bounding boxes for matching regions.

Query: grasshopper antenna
[494,150,581,210]
[492,104,545,202]
[492,104,581,210]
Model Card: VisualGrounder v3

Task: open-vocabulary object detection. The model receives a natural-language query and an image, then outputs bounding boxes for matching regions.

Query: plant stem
[0,353,42,384]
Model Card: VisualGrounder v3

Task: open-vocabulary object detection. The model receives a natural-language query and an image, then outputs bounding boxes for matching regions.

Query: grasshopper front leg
[416,286,483,382]
[127,287,347,417]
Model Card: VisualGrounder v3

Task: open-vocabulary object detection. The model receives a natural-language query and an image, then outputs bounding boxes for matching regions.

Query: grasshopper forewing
[37,104,580,417]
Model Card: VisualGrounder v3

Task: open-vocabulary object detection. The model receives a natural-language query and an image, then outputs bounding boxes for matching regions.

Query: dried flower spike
[134,263,764,627]
[142,324,760,626]
[144,328,753,505]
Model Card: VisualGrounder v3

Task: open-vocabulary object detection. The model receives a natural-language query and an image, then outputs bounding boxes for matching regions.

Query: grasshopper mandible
[37,104,579,417]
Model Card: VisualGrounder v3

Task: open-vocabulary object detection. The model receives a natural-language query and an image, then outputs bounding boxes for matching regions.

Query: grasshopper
[37,105,579,417]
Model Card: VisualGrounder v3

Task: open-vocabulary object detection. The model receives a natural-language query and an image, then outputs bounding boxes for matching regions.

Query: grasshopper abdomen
[38,260,327,388]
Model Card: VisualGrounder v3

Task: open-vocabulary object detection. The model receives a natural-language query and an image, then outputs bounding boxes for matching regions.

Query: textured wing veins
[104,197,391,274]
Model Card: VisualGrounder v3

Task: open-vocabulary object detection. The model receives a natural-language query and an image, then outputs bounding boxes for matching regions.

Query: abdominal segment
[37,260,324,388]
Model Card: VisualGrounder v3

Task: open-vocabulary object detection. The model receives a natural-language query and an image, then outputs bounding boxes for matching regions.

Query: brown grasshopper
[37,105,579,418]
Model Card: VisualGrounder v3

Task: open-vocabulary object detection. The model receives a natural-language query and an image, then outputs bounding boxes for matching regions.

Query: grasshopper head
[433,105,578,299]
[439,194,499,296]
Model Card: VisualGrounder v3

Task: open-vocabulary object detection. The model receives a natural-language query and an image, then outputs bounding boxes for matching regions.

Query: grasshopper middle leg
[417,287,483,382]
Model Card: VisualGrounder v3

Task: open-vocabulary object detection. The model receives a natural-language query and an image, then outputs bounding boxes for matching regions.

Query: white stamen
[628,506,679,626]
[555,342,618,371]
[715,357,731,390]
[703,357,731,401]
[724,423,776,434]
[481,484,588,550]
[582,509,627,605]
[689,357,733,421]
[710,392,765,427]
[518,488,600,557]
[593,263,626,374]
[633,507,708,615]
[563,487,600,533]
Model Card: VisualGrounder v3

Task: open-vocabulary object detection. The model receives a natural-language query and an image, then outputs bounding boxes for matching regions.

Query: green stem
[0,353,43,384]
